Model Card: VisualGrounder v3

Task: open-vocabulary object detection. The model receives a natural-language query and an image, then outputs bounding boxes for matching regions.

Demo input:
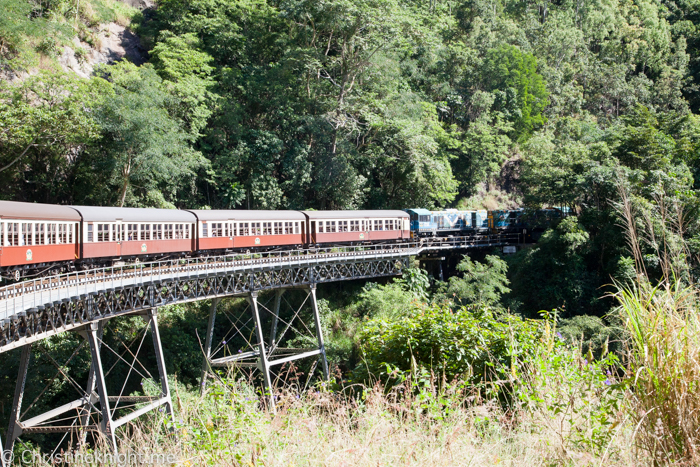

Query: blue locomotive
[406,207,569,238]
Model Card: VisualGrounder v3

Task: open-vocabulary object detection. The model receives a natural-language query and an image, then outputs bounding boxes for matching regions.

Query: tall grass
[617,280,700,464]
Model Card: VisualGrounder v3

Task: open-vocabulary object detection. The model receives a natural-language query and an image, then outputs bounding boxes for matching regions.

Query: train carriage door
[115,220,123,257]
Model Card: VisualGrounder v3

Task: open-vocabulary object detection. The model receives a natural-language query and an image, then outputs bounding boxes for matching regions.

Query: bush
[355,303,542,388]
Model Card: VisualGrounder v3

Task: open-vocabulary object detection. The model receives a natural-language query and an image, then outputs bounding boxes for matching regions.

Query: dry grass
[617,281,700,465]
[14,372,639,467]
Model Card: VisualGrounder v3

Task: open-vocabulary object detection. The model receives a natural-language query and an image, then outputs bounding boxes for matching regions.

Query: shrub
[355,303,542,388]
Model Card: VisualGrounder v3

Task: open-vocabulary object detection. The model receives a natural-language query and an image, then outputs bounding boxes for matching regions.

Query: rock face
[59,23,147,78]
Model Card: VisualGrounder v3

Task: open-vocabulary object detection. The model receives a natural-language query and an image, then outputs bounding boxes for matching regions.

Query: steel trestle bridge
[0,233,520,464]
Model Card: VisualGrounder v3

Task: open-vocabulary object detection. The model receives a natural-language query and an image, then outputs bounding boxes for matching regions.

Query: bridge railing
[0,242,425,318]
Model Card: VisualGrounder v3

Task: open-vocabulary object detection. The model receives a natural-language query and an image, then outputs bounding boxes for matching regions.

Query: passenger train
[0,201,567,280]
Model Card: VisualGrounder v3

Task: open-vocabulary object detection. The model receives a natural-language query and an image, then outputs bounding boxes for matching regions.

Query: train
[0,201,568,280]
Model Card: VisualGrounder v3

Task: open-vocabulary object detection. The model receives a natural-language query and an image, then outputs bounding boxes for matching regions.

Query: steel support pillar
[269,290,284,347]
[199,298,220,395]
[80,321,104,445]
[4,344,31,462]
[248,292,275,412]
[148,308,174,423]
[309,285,329,380]
[86,321,117,452]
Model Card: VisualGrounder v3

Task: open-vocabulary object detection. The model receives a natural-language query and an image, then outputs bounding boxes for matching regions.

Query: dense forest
[3,0,700,317]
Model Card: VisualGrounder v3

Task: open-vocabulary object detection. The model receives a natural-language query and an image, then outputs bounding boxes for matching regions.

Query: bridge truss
[0,234,520,464]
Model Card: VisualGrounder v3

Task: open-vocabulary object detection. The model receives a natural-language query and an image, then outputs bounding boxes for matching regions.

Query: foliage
[507,216,603,317]
[558,314,620,359]
[448,254,510,308]
[355,302,542,387]
[0,71,108,203]
[616,280,700,465]
[476,45,549,140]
[89,62,210,207]
[515,323,624,456]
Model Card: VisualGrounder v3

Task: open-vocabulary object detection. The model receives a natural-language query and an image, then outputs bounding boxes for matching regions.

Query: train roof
[69,206,196,223]
[405,208,431,215]
[186,210,306,221]
[0,201,82,222]
[302,210,409,219]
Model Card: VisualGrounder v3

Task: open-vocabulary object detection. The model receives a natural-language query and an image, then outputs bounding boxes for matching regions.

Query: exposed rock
[59,23,147,77]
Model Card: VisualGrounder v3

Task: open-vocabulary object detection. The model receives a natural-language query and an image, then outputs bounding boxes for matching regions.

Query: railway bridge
[0,234,520,464]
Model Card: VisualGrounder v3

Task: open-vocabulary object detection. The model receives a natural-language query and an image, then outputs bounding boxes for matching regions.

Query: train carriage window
[202,223,208,237]
[127,224,136,241]
[350,220,359,232]
[274,222,282,235]
[318,221,324,233]
[239,223,248,236]
[36,223,45,244]
[141,224,149,241]
[175,224,181,239]
[154,224,162,240]
[261,222,270,235]
[339,221,348,232]
[328,221,337,233]
[283,222,290,235]
[97,224,106,242]
[295,222,300,234]
[48,224,57,244]
[87,224,93,242]
[373,220,381,231]
[7,223,18,246]
[186,224,191,239]
[210,223,220,237]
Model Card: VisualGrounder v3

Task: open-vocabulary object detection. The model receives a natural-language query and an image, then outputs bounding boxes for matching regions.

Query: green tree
[0,71,108,203]
[476,45,549,140]
[448,255,510,307]
[92,62,209,207]
[150,32,218,136]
